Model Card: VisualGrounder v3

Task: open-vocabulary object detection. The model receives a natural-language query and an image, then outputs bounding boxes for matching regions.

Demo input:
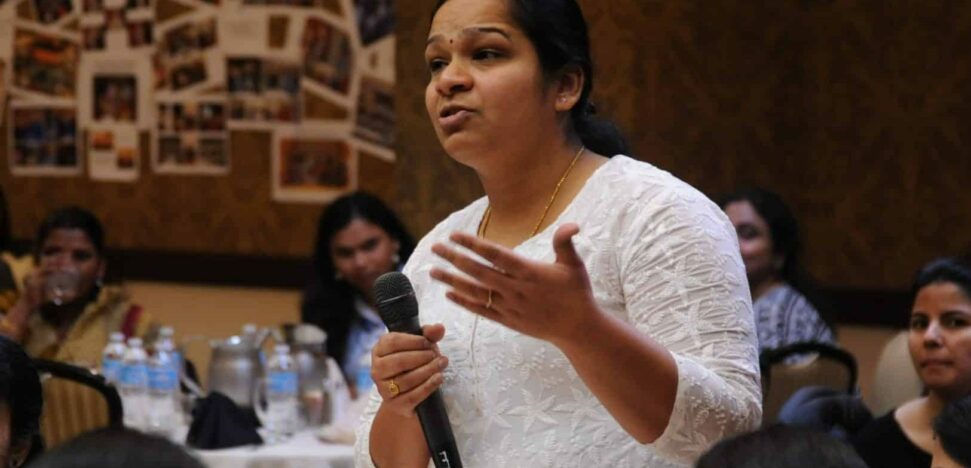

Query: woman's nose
[923,322,943,347]
[436,61,472,96]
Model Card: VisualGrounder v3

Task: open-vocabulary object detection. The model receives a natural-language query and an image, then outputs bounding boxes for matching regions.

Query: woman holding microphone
[355,0,762,466]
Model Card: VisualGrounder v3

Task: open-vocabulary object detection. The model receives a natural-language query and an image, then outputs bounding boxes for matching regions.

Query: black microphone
[373,272,463,468]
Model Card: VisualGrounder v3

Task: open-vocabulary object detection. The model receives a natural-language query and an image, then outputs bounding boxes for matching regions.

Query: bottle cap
[160,326,174,337]
[274,344,290,354]
[127,337,143,347]
[110,332,125,342]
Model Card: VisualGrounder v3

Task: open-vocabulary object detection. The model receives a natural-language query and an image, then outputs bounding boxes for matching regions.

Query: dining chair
[759,341,858,425]
[865,330,923,416]
[33,359,124,448]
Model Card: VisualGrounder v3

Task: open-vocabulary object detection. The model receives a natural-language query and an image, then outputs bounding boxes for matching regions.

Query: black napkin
[185,392,263,449]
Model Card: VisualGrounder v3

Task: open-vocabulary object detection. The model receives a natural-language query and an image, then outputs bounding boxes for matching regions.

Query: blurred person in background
[852,256,971,467]
[695,424,866,468]
[0,336,43,468]
[301,191,415,396]
[0,186,34,315]
[0,206,155,366]
[29,427,204,468]
[719,187,835,353]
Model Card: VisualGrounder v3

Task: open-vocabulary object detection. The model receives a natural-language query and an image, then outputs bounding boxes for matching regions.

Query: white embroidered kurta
[354,156,761,467]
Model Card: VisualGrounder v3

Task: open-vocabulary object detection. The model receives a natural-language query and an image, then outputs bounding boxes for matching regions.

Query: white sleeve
[352,389,381,468]
[618,190,762,463]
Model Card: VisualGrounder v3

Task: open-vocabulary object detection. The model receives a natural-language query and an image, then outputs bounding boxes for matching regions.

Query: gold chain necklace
[477,145,586,238]
[468,145,585,414]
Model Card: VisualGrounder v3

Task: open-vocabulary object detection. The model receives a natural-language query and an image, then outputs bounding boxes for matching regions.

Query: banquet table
[193,429,355,468]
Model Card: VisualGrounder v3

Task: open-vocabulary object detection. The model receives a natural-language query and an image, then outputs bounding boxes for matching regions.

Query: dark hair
[718,187,802,286]
[431,0,630,157]
[910,256,971,305]
[0,185,10,252]
[34,206,105,258]
[29,427,205,468]
[0,336,43,463]
[934,394,971,467]
[695,424,867,468]
[302,191,415,369]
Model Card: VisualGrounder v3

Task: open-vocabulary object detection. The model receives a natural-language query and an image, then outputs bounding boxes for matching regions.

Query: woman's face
[424,0,556,166]
[724,200,781,286]
[330,219,400,296]
[909,281,971,399]
[38,228,105,301]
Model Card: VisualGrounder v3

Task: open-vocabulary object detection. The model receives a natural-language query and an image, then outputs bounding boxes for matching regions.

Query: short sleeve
[617,188,762,463]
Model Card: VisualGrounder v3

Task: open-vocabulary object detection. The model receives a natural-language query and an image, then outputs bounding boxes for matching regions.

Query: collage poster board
[1,0,396,198]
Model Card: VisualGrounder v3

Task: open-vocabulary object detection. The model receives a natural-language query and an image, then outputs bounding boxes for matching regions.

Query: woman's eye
[473,50,501,61]
[428,59,447,73]
[910,318,928,330]
[943,316,969,328]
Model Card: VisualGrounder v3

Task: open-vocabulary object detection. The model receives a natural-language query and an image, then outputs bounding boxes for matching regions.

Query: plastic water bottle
[157,326,183,377]
[101,332,127,384]
[265,344,299,442]
[146,329,181,435]
[119,337,149,430]
[355,351,374,396]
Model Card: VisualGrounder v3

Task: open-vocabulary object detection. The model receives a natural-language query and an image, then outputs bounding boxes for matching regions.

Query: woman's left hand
[430,223,599,345]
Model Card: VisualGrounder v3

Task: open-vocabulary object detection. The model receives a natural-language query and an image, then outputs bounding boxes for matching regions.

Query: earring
[334,272,343,281]
[391,253,401,265]
[96,277,104,287]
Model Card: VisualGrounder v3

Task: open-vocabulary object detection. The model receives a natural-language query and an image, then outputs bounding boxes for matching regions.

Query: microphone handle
[386,317,463,468]
[417,391,463,468]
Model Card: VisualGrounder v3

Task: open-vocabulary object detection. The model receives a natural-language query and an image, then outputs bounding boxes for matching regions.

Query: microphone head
[373,272,419,326]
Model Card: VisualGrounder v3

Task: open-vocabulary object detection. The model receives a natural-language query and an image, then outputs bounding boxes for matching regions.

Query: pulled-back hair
[911,256,971,304]
[432,0,630,157]
[35,206,105,258]
[934,394,971,467]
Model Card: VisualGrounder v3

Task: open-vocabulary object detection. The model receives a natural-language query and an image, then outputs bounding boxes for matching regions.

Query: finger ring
[485,289,494,310]
[388,378,400,397]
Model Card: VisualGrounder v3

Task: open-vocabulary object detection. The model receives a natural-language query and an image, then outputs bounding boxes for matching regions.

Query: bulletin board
[0,0,398,262]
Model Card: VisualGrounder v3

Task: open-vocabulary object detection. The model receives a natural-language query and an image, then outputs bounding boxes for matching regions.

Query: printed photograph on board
[273,133,356,203]
[13,28,78,98]
[354,76,393,148]
[31,0,73,25]
[93,74,137,122]
[9,104,80,175]
[354,0,394,46]
[227,57,301,125]
[155,99,228,174]
[154,17,217,92]
[302,17,352,95]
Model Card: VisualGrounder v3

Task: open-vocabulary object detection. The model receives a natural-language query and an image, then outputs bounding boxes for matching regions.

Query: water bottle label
[148,367,179,391]
[268,371,298,394]
[120,364,148,386]
[102,359,122,381]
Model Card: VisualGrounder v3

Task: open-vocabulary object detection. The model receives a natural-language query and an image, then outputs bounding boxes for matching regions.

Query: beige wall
[136,280,903,400]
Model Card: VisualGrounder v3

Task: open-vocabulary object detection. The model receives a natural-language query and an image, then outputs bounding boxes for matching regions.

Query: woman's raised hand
[370,323,449,418]
[430,223,599,346]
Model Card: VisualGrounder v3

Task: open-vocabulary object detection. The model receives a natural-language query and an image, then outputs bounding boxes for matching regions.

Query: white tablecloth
[194,430,355,468]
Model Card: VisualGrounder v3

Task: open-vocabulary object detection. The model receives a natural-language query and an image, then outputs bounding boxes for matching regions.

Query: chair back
[866,331,923,415]
[33,359,123,448]
[760,342,858,425]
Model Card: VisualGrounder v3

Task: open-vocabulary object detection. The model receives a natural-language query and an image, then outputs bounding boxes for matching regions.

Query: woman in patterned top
[719,187,835,353]
[354,0,761,466]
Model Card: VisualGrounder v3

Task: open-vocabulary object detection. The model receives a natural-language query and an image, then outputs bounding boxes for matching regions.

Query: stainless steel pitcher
[205,328,273,408]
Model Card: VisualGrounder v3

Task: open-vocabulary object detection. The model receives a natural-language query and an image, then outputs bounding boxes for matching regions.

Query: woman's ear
[553,65,585,113]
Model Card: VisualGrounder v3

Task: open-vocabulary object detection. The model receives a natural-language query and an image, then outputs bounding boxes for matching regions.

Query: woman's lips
[921,359,953,369]
[438,109,473,134]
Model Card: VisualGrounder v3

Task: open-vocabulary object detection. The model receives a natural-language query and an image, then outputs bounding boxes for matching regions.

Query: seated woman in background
[0,336,43,468]
[695,424,866,468]
[719,187,834,352]
[301,191,415,395]
[851,256,971,467]
[0,207,154,366]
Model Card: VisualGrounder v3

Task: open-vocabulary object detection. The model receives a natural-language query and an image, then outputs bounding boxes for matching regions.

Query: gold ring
[388,378,400,397]
[485,289,494,310]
